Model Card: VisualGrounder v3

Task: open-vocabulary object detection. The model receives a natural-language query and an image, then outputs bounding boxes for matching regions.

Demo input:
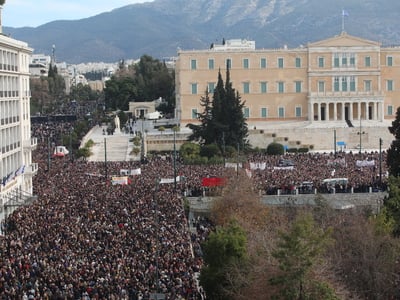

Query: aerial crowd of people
[0,120,389,299]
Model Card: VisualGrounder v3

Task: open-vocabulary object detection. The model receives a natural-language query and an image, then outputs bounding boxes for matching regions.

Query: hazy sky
[2,0,154,28]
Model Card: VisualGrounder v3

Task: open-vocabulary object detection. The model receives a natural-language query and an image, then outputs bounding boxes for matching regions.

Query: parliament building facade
[175,32,400,129]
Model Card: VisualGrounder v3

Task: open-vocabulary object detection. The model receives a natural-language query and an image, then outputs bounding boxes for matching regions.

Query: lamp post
[69,127,74,162]
[379,138,383,187]
[357,118,365,154]
[104,138,108,180]
[334,129,337,156]
[173,128,177,192]
[47,136,51,170]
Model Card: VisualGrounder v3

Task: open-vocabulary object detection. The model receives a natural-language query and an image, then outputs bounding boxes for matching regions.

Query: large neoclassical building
[176,32,400,129]
[0,33,37,221]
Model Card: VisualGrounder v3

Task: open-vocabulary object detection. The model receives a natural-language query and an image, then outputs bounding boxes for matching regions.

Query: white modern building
[0,33,37,223]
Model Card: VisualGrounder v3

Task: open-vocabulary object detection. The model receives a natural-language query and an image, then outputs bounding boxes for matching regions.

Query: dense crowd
[0,121,390,299]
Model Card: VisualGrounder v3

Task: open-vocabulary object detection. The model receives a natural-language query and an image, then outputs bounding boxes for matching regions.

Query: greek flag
[342,10,349,17]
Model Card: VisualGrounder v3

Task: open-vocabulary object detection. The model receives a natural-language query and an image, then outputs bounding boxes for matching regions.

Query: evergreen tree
[270,213,336,300]
[187,90,215,144]
[187,66,248,151]
[382,176,400,236]
[387,107,400,176]
[199,220,247,300]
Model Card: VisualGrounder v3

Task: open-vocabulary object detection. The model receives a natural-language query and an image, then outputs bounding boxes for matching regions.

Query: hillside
[4,0,400,63]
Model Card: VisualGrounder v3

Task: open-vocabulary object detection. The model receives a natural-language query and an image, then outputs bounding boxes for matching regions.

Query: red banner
[201,177,226,187]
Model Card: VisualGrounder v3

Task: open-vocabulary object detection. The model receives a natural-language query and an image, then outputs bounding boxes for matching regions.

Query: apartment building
[176,32,400,128]
[0,33,37,221]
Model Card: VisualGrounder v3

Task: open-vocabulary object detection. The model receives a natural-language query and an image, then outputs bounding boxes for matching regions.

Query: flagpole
[342,9,344,32]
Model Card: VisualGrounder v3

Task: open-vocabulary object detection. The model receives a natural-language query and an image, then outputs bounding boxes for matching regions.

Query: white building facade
[0,34,37,221]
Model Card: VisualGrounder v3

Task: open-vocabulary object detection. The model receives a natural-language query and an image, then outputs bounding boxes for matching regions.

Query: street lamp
[69,127,74,162]
[357,118,365,154]
[379,138,383,187]
[173,128,177,192]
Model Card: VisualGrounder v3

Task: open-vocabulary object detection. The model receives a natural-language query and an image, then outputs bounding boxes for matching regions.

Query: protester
[0,122,389,299]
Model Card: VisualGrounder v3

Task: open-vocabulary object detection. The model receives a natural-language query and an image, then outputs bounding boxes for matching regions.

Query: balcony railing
[23,137,38,149]
[24,163,38,177]
[309,91,384,98]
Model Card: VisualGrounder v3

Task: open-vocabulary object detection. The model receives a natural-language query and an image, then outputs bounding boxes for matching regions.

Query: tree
[187,90,215,144]
[200,220,248,300]
[179,142,200,161]
[330,211,400,299]
[387,107,400,176]
[270,213,336,300]
[157,126,165,135]
[382,176,400,236]
[187,66,248,151]
[104,55,175,112]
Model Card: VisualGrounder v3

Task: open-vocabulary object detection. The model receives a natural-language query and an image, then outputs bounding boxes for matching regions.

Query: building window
[387,80,393,91]
[295,106,302,117]
[388,105,393,116]
[226,58,232,69]
[208,82,215,93]
[342,54,348,66]
[334,77,340,92]
[318,81,325,93]
[334,54,339,67]
[261,107,268,118]
[278,107,285,118]
[364,80,371,92]
[318,57,324,68]
[260,58,267,69]
[191,108,198,119]
[350,76,356,91]
[342,77,347,91]
[243,107,250,118]
[365,56,371,67]
[295,57,301,68]
[190,59,197,70]
[295,81,302,93]
[243,82,250,94]
[350,54,355,66]
[260,81,267,93]
[387,56,393,66]
[243,58,249,69]
[191,83,198,94]
[208,58,214,70]
[278,82,284,93]
[278,57,284,68]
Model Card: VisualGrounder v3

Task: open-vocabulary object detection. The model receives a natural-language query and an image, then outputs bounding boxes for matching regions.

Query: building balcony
[23,137,38,150]
[24,163,38,177]
[309,90,384,99]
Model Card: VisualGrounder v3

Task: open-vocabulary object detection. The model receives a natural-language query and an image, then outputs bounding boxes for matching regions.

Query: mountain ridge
[4,0,400,64]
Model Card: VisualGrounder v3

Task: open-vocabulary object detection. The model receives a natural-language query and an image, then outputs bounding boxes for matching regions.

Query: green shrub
[200,143,221,158]
[266,142,284,155]
[298,147,309,153]
[287,148,298,153]
[180,142,201,160]
[81,139,94,148]
[224,145,237,158]
[130,147,140,156]
[208,156,224,165]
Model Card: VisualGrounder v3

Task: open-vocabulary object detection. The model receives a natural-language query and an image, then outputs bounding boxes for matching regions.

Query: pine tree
[387,107,400,176]
[187,90,215,144]
[270,213,336,300]
[187,65,248,151]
